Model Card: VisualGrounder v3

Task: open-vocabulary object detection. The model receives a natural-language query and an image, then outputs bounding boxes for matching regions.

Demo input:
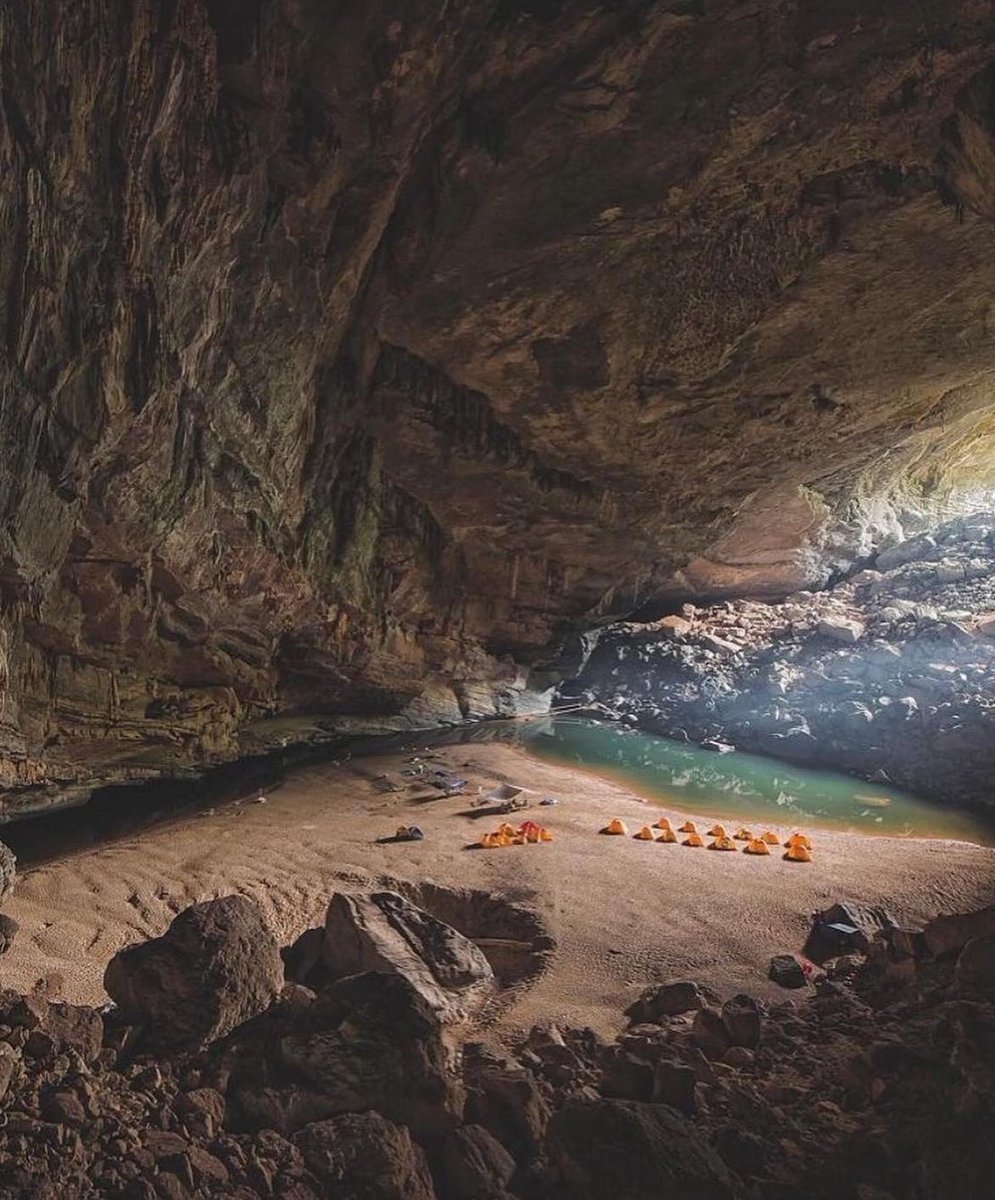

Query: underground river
[518,716,993,845]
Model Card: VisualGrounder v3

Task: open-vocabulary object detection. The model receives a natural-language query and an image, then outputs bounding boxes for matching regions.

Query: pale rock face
[2,2,995,815]
[322,891,495,1023]
[817,616,866,644]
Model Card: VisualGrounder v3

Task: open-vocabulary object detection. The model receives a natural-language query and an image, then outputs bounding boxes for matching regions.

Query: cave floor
[4,743,994,1037]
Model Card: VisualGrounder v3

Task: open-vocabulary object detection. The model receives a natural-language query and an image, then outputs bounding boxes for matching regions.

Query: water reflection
[519,717,991,844]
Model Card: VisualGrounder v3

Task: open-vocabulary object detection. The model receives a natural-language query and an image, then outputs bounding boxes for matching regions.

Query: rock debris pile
[2,889,995,1199]
[570,513,995,809]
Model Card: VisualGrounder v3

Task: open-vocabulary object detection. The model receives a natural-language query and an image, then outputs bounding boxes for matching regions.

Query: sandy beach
[3,741,995,1037]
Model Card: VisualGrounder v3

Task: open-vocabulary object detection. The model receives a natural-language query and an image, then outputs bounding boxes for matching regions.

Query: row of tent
[478,820,554,848]
[600,817,813,862]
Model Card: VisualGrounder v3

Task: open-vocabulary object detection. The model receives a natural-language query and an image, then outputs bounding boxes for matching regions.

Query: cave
[1,3,995,1199]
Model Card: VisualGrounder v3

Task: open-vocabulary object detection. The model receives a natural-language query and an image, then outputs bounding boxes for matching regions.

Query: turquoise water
[520,717,990,844]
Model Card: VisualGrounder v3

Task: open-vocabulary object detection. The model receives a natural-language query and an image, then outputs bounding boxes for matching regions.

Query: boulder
[714,1124,772,1177]
[282,928,326,989]
[956,937,995,995]
[0,839,15,904]
[438,1125,516,1200]
[875,534,939,570]
[322,891,494,1021]
[652,1059,697,1115]
[924,907,995,958]
[625,980,708,1023]
[546,1098,734,1200]
[698,633,741,657]
[599,1051,655,1102]
[103,895,283,1046]
[720,995,762,1048]
[658,615,693,639]
[0,1042,18,1102]
[769,955,807,989]
[0,912,18,954]
[691,1008,731,1059]
[463,1043,550,1162]
[278,971,463,1144]
[294,1112,437,1200]
[757,728,819,762]
[817,616,865,643]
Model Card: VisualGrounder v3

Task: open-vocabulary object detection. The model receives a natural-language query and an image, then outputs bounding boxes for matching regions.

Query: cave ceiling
[1,0,995,805]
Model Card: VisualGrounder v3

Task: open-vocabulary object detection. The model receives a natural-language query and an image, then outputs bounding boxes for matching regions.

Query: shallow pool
[520,716,991,843]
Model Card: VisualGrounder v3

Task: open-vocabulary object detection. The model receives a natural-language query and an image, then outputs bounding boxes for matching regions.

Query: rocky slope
[3,2,995,813]
[568,512,995,811]
[2,889,995,1199]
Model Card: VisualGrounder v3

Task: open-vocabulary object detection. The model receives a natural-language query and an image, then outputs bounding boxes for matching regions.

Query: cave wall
[2,0,995,812]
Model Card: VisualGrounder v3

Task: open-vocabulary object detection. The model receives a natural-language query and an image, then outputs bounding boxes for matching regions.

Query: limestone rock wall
[2,1,995,812]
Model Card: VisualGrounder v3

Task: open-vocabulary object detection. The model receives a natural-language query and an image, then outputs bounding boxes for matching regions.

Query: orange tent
[683,831,705,847]
[656,828,678,843]
[707,824,727,838]
[733,827,753,841]
[655,817,673,832]
[784,843,813,862]
[744,838,771,856]
[602,818,627,835]
[678,820,697,834]
[634,825,656,841]
[761,831,781,845]
[708,835,737,851]
[787,832,812,850]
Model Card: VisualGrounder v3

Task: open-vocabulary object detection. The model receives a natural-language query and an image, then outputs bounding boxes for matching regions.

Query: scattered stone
[722,1045,754,1069]
[700,739,735,753]
[625,980,709,1023]
[42,1090,86,1126]
[691,1008,732,1059]
[698,632,741,656]
[0,912,19,954]
[817,615,865,643]
[769,955,807,989]
[652,1060,697,1115]
[599,1051,655,1102]
[104,895,283,1046]
[720,995,762,1048]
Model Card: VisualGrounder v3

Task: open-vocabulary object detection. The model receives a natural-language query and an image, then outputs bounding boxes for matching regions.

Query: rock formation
[2,891,995,1198]
[2,2,995,814]
[569,511,995,809]
[321,890,495,1022]
[103,895,284,1047]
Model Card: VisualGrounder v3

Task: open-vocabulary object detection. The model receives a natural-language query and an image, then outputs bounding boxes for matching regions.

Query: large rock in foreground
[547,1097,735,1200]
[293,1111,437,1200]
[278,971,464,1144]
[104,895,282,1046]
[323,891,494,1022]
